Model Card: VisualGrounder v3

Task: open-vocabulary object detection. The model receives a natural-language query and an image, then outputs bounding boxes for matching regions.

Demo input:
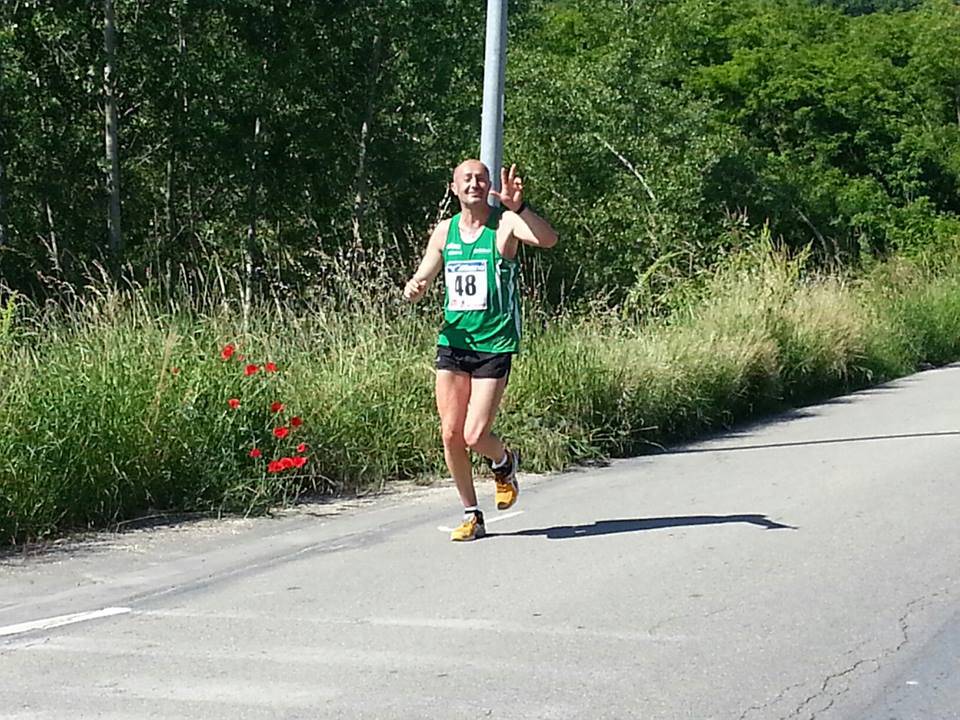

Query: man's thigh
[435,369,471,430]
[464,376,508,435]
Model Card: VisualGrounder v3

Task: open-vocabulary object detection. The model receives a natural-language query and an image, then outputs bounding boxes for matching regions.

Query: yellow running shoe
[450,512,486,542]
[492,449,519,511]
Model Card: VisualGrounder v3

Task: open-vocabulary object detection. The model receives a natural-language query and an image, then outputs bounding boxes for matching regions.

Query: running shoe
[450,512,486,542]
[492,449,520,511]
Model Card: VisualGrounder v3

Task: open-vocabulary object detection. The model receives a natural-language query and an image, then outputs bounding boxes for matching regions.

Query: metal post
[480,0,507,204]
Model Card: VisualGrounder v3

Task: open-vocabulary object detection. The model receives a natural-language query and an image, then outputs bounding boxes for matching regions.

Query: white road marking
[488,510,524,524]
[438,509,524,532]
[0,607,131,638]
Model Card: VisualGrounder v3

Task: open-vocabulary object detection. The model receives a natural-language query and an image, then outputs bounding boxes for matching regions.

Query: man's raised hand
[489,164,524,212]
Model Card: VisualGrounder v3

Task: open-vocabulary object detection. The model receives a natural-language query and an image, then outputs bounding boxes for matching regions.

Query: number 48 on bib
[445,260,488,312]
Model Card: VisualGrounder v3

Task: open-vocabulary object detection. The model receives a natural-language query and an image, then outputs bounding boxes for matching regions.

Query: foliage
[3,245,960,545]
[0,1,489,291]
[812,0,924,15]
[679,0,960,263]
[4,0,960,545]
[1,1,959,307]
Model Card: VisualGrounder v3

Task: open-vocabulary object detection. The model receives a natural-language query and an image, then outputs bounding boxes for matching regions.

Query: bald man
[403,160,558,541]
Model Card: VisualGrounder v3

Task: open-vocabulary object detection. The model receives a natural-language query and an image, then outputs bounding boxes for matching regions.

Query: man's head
[450,159,491,210]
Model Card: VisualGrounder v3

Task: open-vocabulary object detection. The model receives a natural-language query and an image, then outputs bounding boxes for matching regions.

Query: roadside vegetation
[2,0,959,544]
[3,236,960,546]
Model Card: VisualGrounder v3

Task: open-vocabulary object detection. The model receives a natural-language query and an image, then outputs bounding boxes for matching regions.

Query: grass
[2,242,960,545]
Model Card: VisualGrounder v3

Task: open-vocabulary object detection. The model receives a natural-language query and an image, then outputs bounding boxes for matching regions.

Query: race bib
[445,260,488,311]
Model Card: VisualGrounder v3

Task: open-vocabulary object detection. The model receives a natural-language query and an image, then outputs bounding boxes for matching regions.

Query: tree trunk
[0,45,5,248]
[165,13,187,243]
[164,156,175,241]
[243,115,261,334]
[0,154,6,248]
[44,199,62,276]
[103,0,122,257]
[351,32,385,247]
[795,205,839,266]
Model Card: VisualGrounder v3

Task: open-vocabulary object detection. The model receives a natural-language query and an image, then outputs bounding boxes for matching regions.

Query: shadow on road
[489,514,796,539]
[664,430,960,455]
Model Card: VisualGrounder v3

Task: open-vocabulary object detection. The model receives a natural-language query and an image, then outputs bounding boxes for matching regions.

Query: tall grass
[2,242,960,545]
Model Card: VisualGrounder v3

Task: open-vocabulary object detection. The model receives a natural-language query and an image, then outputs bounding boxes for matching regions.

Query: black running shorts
[436,345,513,379]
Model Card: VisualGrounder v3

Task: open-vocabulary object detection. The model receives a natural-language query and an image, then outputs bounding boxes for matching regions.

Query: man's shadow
[488,514,795,539]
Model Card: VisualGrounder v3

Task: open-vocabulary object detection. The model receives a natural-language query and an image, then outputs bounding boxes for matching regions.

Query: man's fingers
[403,278,426,301]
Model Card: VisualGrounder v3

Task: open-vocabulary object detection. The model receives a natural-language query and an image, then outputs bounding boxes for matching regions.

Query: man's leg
[464,376,520,511]
[435,369,475,508]
[462,376,508,462]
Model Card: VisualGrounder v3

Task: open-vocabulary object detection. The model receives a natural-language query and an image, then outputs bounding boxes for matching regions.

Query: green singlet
[438,208,521,354]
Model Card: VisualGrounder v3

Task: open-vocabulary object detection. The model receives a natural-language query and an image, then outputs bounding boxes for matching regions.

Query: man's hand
[489,164,524,212]
[492,165,559,250]
[403,277,428,302]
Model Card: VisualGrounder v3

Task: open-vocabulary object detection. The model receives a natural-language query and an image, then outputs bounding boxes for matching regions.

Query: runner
[403,159,558,541]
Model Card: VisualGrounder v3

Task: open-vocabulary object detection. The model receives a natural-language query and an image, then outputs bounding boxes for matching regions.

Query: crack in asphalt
[783,591,946,720]
[736,590,948,720]
[738,680,807,720]
[786,656,882,720]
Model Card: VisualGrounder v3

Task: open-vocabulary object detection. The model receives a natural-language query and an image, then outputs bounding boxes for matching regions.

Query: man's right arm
[403,220,447,302]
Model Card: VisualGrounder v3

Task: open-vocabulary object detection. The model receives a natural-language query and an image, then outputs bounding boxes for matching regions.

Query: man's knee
[463,425,491,450]
[441,425,466,450]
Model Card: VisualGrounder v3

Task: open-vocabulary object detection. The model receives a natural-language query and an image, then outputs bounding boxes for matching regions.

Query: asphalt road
[2,365,959,719]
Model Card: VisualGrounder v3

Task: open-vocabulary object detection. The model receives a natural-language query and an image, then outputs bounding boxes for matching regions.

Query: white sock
[463,506,479,519]
[491,452,509,469]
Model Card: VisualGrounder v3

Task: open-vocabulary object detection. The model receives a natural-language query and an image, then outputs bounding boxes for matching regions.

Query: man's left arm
[491,164,559,249]
[507,205,558,249]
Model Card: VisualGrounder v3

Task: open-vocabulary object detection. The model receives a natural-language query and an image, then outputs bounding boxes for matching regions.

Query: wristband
[513,201,528,215]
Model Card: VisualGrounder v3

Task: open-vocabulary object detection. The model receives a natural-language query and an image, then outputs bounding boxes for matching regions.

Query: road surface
[2,366,959,719]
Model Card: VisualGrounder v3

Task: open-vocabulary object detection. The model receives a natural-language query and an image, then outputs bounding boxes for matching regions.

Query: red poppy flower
[270,402,284,413]
[220,344,236,361]
[273,426,290,439]
[228,398,241,409]
[170,367,180,375]
[249,448,262,459]
[267,460,283,473]
[296,443,307,453]
[244,364,259,377]
[292,456,307,468]
[264,362,278,373]
[290,416,303,427]
[280,456,295,469]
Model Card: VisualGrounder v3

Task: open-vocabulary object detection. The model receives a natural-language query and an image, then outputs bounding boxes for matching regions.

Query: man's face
[451,161,490,209]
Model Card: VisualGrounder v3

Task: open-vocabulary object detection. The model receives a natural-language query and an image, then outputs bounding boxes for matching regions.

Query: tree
[812,0,924,15]
[103,0,122,257]
[506,0,736,304]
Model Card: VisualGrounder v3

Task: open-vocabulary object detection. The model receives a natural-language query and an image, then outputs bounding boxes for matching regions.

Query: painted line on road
[438,509,524,532]
[0,607,131,638]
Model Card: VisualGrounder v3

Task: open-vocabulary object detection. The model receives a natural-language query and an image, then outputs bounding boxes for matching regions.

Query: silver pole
[480,0,507,204]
